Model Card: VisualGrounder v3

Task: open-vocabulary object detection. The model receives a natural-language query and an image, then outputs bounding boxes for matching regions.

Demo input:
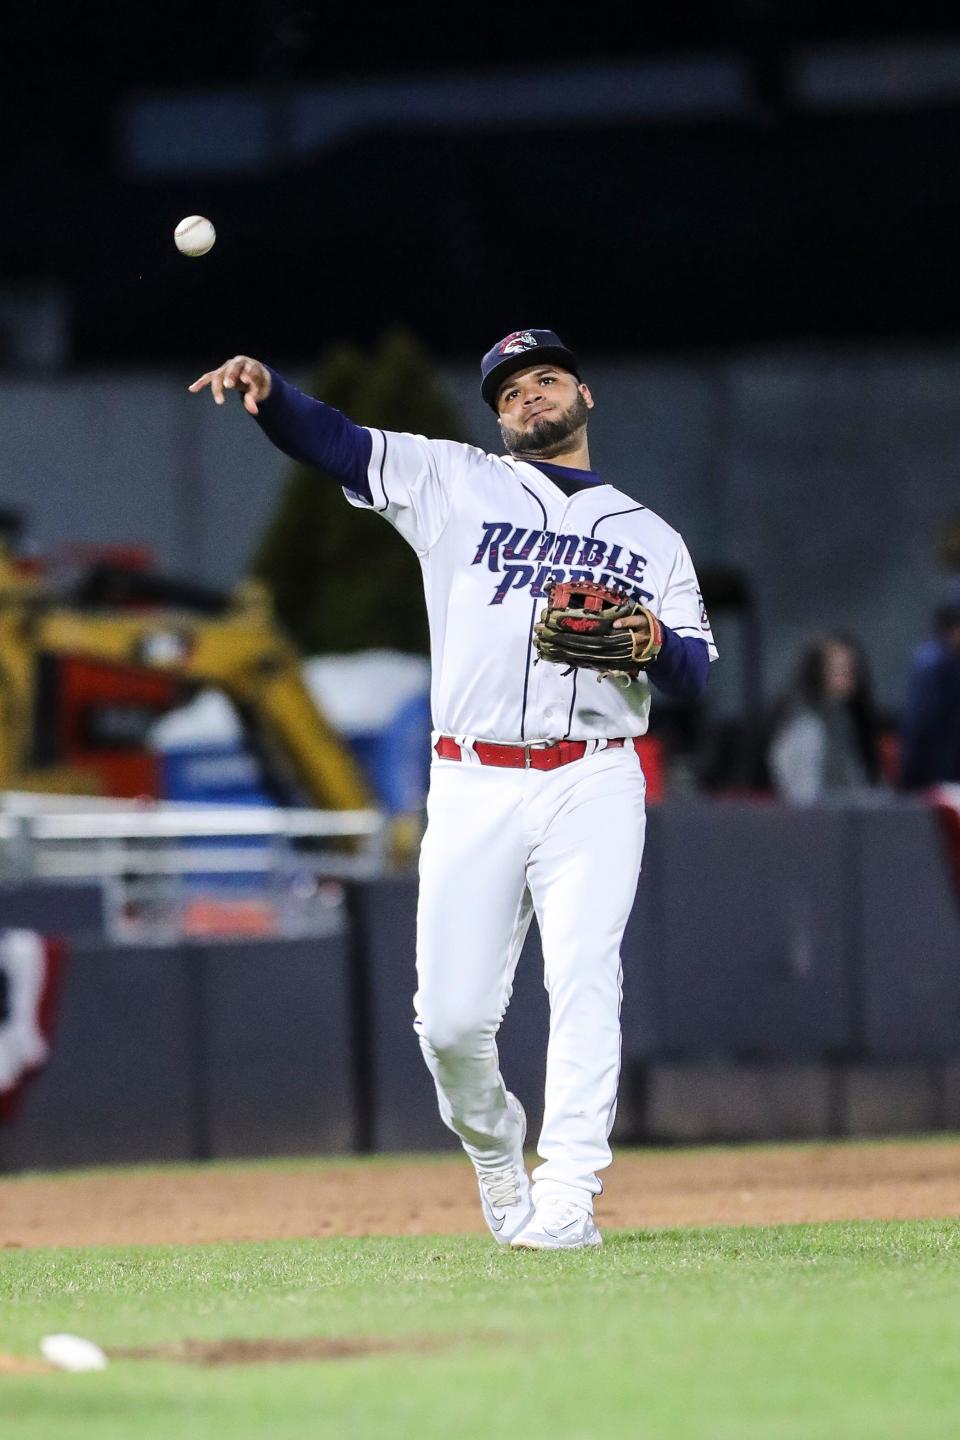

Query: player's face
[496,366,594,458]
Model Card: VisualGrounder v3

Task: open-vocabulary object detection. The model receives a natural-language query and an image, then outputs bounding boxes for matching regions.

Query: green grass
[3,1223,960,1439]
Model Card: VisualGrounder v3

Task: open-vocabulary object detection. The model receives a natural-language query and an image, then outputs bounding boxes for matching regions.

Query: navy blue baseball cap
[480,329,580,412]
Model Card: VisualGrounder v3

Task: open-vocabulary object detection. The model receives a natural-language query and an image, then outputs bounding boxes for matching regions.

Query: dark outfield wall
[1,797,958,1170]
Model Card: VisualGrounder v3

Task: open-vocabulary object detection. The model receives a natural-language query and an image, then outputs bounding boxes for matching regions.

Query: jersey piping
[519,483,548,741]
[590,505,645,538]
[371,428,390,511]
[564,670,579,739]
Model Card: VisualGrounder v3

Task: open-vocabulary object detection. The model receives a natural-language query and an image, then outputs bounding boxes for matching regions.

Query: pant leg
[525,746,647,1208]
[414,761,533,1161]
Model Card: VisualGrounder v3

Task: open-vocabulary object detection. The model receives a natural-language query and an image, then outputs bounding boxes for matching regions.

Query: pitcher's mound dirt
[112,1336,441,1366]
[4,1140,960,1250]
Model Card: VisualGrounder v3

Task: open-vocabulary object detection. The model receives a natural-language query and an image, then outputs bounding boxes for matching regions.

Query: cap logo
[497,330,538,355]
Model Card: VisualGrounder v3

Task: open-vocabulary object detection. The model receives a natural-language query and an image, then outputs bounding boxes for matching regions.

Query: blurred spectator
[900,591,960,788]
[767,635,882,804]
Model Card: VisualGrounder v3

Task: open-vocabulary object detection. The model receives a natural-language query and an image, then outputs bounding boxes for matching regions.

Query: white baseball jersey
[344,430,718,743]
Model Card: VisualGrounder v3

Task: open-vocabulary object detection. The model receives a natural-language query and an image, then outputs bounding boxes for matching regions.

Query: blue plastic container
[345,692,432,814]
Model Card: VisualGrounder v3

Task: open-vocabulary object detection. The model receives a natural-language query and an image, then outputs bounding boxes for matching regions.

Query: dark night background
[5,2,960,366]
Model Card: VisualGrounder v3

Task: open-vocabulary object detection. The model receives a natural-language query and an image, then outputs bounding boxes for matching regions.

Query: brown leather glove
[533,579,663,683]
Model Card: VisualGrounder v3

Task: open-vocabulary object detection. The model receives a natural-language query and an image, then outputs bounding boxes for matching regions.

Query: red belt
[434,735,631,771]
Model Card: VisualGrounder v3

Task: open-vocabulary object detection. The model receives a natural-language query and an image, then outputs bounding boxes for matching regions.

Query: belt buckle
[523,740,552,769]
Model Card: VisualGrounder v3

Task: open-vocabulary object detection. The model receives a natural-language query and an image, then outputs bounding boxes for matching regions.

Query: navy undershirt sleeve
[253,367,373,502]
[644,625,710,700]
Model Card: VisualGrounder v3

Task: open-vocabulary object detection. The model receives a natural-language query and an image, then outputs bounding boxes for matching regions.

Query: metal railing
[0,792,389,944]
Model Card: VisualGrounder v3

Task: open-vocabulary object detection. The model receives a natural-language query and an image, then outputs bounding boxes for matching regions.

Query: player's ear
[579,382,595,410]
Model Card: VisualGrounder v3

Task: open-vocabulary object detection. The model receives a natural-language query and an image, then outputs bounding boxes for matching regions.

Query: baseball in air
[174,215,216,257]
[40,1333,109,1372]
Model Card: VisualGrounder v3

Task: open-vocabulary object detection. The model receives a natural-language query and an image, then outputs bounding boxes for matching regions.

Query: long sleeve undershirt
[254,368,709,700]
[255,367,374,499]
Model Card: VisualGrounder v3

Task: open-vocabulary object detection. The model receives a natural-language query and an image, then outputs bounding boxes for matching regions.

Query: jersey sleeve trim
[367,428,390,512]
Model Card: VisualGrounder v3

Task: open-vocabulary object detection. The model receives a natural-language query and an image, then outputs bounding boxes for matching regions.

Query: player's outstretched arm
[188,356,373,499]
[188,356,272,414]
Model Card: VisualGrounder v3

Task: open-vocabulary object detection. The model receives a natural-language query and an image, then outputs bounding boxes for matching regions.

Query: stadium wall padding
[0,881,103,938]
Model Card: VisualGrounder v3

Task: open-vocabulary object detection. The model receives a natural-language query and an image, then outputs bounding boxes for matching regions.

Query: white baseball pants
[413,743,647,1213]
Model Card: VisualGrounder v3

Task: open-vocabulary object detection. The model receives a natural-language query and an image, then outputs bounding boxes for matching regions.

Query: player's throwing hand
[188,356,272,414]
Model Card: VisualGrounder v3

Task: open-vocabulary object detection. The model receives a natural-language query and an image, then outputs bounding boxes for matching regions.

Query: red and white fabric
[0,930,67,1122]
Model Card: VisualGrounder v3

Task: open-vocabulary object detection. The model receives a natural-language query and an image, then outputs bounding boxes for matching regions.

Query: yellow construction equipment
[0,545,371,810]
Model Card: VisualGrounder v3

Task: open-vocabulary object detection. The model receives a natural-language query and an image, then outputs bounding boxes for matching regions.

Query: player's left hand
[533,580,664,681]
[612,610,661,657]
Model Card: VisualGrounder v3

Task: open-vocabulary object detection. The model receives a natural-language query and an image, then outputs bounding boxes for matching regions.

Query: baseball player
[190,329,717,1249]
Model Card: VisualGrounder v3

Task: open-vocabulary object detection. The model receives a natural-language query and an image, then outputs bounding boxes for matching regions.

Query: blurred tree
[252,330,472,654]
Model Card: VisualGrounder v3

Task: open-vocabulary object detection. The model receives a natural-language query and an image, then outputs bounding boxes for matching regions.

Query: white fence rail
[0,792,389,944]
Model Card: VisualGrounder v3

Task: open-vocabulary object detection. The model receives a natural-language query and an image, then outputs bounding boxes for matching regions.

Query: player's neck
[510,436,592,471]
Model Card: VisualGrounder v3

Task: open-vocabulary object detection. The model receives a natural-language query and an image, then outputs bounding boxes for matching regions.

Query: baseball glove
[533,579,663,683]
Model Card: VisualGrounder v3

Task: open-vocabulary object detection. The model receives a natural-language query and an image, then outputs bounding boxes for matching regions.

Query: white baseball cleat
[476,1097,534,1245]
[510,1196,603,1250]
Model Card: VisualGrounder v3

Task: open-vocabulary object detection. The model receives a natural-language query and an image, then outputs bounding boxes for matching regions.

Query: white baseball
[174,215,216,257]
[40,1333,109,1372]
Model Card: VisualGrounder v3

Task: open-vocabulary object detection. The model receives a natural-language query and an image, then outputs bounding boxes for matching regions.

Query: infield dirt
[3,1139,960,1249]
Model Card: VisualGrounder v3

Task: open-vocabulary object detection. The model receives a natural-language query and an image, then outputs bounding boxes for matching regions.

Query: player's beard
[500,391,590,460]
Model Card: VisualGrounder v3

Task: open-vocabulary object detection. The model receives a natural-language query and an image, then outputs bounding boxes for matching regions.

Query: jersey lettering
[472,521,515,570]
[530,564,555,598]
[503,526,540,562]
[552,534,580,566]
[577,539,607,567]
[475,519,652,604]
[489,564,653,607]
[490,564,535,604]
